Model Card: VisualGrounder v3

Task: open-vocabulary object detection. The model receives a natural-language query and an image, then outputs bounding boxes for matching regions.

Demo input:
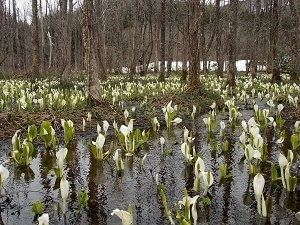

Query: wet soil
[0,88,222,139]
[0,80,299,225]
[0,103,299,225]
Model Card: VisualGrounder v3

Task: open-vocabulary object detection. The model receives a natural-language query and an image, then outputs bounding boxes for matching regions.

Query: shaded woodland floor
[0,88,223,138]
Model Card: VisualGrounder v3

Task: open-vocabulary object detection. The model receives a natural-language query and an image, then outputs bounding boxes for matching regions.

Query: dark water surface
[0,102,300,225]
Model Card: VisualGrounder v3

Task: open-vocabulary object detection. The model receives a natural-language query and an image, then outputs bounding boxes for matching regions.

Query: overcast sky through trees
[8,0,82,22]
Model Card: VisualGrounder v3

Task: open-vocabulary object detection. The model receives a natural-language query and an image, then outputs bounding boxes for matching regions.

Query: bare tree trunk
[181,28,188,83]
[139,0,154,77]
[179,2,189,83]
[250,0,261,78]
[166,1,176,78]
[180,11,188,83]
[288,0,300,81]
[68,0,73,73]
[114,1,123,74]
[59,0,73,85]
[129,0,140,80]
[200,0,207,76]
[94,0,106,80]
[138,5,152,77]
[226,0,238,87]
[166,22,174,78]
[187,0,201,90]
[12,0,20,71]
[270,0,281,83]
[5,2,13,74]
[74,25,81,71]
[39,0,45,73]
[158,0,166,82]
[0,1,3,69]
[153,22,159,73]
[83,0,101,103]
[266,0,272,74]
[175,28,179,71]
[31,0,40,79]
[47,29,53,69]
[215,0,224,77]
[19,17,27,70]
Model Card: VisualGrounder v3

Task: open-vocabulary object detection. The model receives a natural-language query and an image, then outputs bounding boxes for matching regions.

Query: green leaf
[39,121,55,148]
[266,196,273,218]
[271,162,278,182]
[53,167,62,178]
[222,140,229,152]
[31,201,44,215]
[89,144,100,160]
[291,133,299,150]
[78,190,89,207]
[290,176,297,192]
[27,124,37,142]
[219,163,228,178]
[202,197,211,207]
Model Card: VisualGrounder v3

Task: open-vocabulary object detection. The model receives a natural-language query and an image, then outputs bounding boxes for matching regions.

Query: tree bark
[94,0,106,80]
[215,0,224,77]
[249,0,261,78]
[181,22,188,83]
[187,0,201,90]
[158,0,166,82]
[288,0,300,81]
[59,0,73,85]
[0,1,3,69]
[47,29,53,69]
[138,1,154,77]
[12,0,20,71]
[31,0,40,79]
[166,1,175,78]
[166,22,174,78]
[226,0,238,87]
[270,0,281,83]
[83,0,102,103]
[39,0,45,72]
[153,22,159,73]
[140,0,154,77]
[129,0,140,80]
[200,0,207,76]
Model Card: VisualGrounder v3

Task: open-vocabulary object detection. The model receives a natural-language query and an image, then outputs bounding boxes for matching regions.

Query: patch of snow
[120,60,265,74]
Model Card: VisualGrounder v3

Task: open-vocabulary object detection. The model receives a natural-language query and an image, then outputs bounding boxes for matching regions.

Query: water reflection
[14,165,35,181]
[0,108,299,224]
[40,149,54,173]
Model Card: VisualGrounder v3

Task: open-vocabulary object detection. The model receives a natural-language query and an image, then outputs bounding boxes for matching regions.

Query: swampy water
[0,101,300,225]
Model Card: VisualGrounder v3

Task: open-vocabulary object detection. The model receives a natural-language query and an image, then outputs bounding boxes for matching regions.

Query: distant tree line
[0,0,299,88]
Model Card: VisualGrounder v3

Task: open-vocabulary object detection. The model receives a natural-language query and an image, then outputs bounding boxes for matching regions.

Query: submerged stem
[63,199,67,214]
[256,194,261,215]
[280,168,286,189]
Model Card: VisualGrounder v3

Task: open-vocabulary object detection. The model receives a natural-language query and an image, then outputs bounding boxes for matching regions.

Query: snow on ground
[121,60,266,74]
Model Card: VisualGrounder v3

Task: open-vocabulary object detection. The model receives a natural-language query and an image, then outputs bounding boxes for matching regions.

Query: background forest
[0,2,300,224]
[0,0,299,84]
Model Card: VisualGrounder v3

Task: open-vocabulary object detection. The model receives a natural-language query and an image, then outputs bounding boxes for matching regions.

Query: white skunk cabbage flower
[60,176,70,214]
[103,120,109,134]
[93,133,105,150]
[38,213,49,225]
[278,153,288,189]
[0,165,9,190]
[124,109,129,120]
[111,208,133,225]
[295,211,300,221]
[277,104,284,115]
[202,171,214,196]
[253,173,266,216]
[171,117,182,124]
